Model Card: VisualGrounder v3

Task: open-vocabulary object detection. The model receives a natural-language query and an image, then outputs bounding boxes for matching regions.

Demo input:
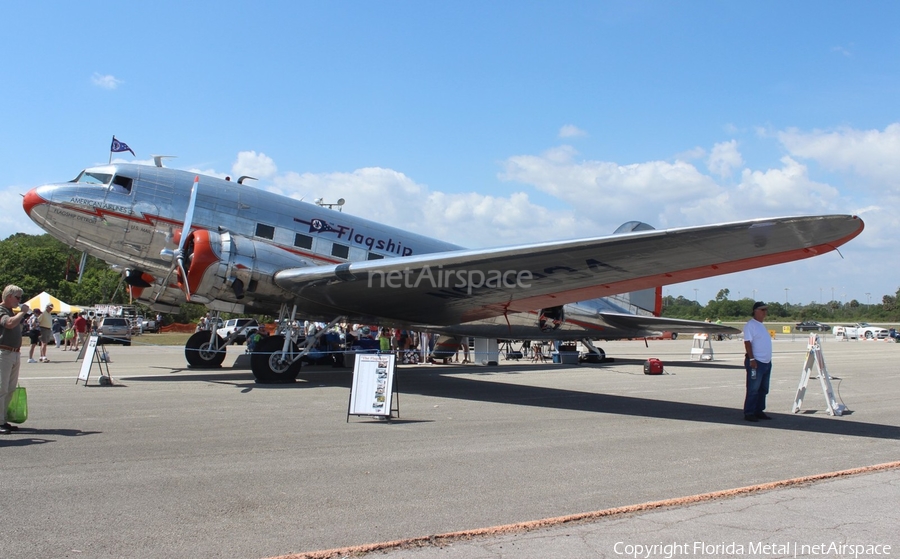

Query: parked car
[98,317,132,345]
[855,322,889,340]
[141,316,160,333]
[216,318,259,345]
[795,321,831,332]
[834,323,891,340]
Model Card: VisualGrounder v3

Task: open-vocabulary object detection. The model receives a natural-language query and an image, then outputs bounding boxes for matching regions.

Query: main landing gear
[250,335,302,383]
[182,305,344,385]
[581,339,606,363]
[247,305,344,385]
[184,330,227,368]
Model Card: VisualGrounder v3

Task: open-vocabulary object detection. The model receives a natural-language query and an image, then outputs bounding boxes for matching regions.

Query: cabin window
[331,243,349,259]
[367,252,384,260]
[294,233,313,250]
[111,175,133,194]
[255,223,275,239]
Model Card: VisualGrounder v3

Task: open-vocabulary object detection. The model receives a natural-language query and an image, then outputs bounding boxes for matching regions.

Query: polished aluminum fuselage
[28,164,459,279]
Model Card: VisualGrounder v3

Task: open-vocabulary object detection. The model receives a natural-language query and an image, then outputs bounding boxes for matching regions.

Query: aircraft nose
[23,187,47,216]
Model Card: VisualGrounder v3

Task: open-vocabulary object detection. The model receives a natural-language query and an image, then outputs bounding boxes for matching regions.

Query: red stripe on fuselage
[28,192,344,266]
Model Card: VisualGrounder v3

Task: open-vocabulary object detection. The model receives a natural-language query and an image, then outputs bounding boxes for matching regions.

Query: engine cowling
[177,230,309,304]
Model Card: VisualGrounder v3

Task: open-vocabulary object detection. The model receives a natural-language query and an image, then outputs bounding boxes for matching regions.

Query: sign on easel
[348,354,398,420]
[76,335,112,386]
[792,334,846,416]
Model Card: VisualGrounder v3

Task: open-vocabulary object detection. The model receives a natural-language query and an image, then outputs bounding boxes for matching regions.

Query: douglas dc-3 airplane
[23,162,864,382]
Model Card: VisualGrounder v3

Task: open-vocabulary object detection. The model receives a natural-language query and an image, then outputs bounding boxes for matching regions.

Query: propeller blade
[179,176,199,255]
[174,176,200,301]
[156,175,200,303]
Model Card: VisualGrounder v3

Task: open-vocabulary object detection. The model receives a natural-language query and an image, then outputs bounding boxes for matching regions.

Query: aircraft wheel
[582,347,606,363]
[185,331,227,368]
[251,335,301,384]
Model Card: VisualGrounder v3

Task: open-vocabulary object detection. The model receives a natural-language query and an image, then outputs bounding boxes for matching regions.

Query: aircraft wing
[274,215,863,325]
[595,312,740,336]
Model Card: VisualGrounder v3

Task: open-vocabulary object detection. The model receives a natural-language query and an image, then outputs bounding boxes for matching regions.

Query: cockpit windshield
[71,171,113,185]
[69,169,133,194]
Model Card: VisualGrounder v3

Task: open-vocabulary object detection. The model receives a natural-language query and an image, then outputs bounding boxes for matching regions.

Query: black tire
[251,335,301,383]
[865,331,874,340]
[671,332,678,340]
[185,330,227,368]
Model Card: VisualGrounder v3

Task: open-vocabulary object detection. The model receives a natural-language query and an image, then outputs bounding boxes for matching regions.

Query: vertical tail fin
[611,221,662,316]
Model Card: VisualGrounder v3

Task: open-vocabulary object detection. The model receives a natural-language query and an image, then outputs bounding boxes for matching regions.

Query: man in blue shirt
[743,301,773,422]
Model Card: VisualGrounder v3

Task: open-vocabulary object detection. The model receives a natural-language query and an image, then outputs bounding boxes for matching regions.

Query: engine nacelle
[180,230,309,304]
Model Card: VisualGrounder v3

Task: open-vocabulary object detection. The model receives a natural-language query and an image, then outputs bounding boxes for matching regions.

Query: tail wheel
[185,330,227,368]
[251,335,301,383]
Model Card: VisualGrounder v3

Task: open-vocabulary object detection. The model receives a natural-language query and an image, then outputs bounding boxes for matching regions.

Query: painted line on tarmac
[270,460,900,559]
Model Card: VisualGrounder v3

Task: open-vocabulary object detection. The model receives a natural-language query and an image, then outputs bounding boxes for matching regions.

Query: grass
[131,332,195,346]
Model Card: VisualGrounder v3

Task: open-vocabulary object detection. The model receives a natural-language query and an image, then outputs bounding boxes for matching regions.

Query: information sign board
[348,354,396,418]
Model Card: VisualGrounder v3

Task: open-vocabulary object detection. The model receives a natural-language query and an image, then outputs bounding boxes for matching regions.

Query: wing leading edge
[274,215,864,325]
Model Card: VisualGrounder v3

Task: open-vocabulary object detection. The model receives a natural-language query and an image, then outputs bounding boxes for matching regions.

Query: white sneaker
[27,358,37,363]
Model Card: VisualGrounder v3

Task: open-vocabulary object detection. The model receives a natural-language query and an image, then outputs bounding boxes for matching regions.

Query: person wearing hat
[743,301,773,422]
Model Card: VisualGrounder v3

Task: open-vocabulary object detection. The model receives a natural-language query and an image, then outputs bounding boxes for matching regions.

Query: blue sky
[2,2,899,309]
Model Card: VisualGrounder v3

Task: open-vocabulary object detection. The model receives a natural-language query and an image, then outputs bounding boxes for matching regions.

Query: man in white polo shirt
[743,301,773,422]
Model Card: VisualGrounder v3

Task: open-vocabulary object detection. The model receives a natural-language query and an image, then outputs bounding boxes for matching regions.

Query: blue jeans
[743,357,772,416]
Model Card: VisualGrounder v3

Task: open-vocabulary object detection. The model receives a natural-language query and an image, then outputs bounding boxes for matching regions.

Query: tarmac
[2,334,898,559]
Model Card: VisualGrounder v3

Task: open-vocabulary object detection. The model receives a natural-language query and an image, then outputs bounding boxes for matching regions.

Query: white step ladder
[690,333,714,361]
[792,334,846,416]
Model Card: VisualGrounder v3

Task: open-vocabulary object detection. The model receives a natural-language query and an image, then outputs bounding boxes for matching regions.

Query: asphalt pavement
[2,334,898,559]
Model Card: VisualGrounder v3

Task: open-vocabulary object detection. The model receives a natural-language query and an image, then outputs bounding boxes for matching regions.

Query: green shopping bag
[6,385,27,424]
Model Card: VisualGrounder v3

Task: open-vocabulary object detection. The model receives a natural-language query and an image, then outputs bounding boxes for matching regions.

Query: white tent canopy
[19,291,82,314]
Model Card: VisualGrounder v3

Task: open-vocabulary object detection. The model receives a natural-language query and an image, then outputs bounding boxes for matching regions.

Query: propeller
[158,176,199,302]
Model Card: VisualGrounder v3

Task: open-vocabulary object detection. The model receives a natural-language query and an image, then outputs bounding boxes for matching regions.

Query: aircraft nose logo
[23,187,47,215]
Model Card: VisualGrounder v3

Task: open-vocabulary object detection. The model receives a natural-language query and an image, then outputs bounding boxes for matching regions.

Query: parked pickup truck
[216,318,260,345]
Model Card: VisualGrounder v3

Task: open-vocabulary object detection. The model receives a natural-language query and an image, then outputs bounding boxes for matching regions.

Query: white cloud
[91,73,123,90]
[706,140,743,178]
[733,156,840,213]
[831,45,852,57]
[778,124,900,192]
[499,145,722,229]
[233,151,277,180]
[558,124,587,138]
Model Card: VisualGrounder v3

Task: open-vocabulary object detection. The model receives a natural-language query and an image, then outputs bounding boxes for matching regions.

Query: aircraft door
[105,173,161,260]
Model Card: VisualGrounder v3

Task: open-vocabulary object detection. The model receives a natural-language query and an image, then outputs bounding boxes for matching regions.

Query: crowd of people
[21,310,94,361]
[282,322,470,367]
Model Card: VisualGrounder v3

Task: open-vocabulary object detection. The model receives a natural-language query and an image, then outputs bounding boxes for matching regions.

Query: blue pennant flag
[110,136,135,156]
